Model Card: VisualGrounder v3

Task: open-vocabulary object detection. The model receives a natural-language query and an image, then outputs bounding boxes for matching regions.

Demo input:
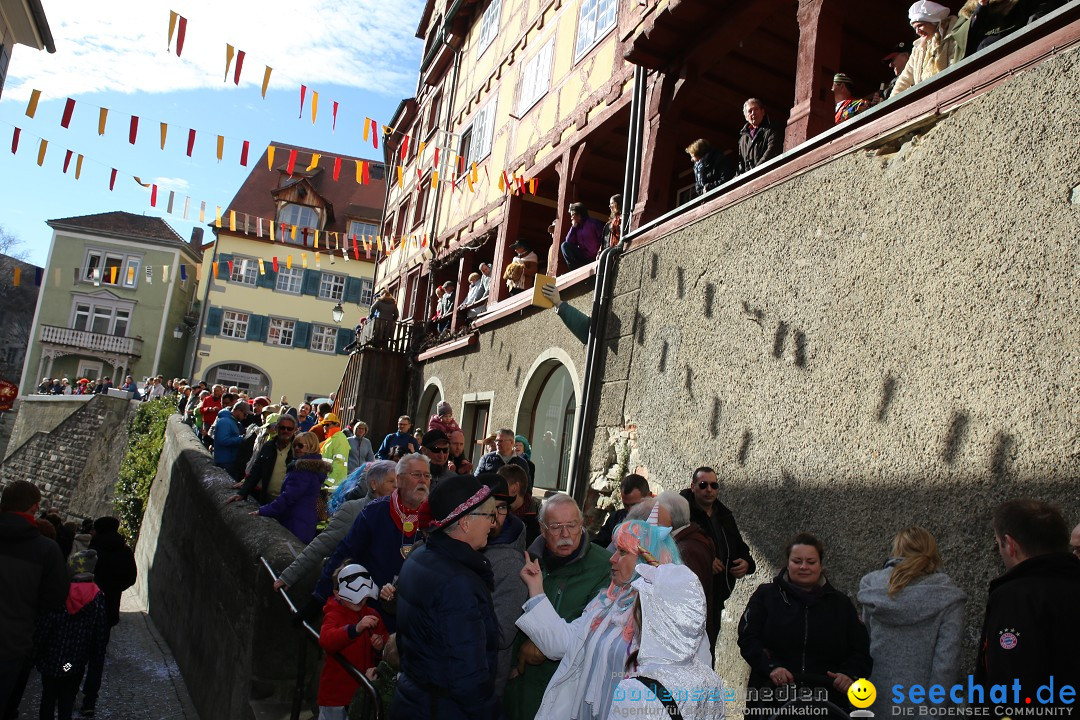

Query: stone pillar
[785,0,844,149]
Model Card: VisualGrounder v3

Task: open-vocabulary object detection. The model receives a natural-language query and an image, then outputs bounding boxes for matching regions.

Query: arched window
[518,362,576,491]
[417,382,443,428]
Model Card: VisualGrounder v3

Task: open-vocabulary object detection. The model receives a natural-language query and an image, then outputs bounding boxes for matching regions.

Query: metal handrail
[259,556,384,720]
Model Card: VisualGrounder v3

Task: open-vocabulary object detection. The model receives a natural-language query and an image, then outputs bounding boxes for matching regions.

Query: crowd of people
[34,373,185,401]
[0,482,138,720]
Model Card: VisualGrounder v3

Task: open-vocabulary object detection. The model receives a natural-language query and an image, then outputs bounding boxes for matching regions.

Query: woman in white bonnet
[892,0,963,94]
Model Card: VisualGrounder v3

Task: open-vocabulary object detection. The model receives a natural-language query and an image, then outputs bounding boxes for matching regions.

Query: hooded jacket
[317,596,388,707]
[35,579,108,677]
[258,454,330,543]
[858,564,965,714]
[483,513,528,695]
[680,489,755,609]
[321,428,352,488]
[692,148,735,196]
[89,526,138,627]
[0,512,70,661]
[211,407,244,465]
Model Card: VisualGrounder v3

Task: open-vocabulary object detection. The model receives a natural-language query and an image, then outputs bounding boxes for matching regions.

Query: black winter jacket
[693,149,735,196]
[238,439,294,501]
[737,117,781,174]
[89,529,138,627]
[0,512,69,661]
[680,489,756,607]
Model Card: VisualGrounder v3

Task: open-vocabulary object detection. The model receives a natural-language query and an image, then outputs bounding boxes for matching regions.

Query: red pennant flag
[129,115,139,145]
[151,184,158,207]
[363,161,371,184]
[175,16,187,56]
[227,261,234,275]
[109,168,118,190]
[11,127,20,154]
[434,148,440,166]
[371,120,379,149]
[352,236,360,259]
[61,98,76,128]
[240,140,250,166]
[186,128,196,157]
[332,101,339,132]
[63,150,73,173]
[272,257,279,272]
[234,50,246,85]
[299,85,307,118]
[400,135,409,162]
[286,149,297,175]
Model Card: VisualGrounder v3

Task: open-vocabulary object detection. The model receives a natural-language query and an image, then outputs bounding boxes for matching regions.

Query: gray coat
[858,564,966,715]
[347,436,375,474]
[483,513,528,697]
[278,496,373,587]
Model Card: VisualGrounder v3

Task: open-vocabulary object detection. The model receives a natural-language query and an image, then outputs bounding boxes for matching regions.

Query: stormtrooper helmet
[336,563,377,605]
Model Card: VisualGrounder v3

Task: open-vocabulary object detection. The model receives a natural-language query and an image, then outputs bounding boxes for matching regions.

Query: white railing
[40,325,144,356]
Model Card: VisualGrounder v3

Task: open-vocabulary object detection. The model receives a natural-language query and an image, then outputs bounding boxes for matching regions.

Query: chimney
[189,227,204,246]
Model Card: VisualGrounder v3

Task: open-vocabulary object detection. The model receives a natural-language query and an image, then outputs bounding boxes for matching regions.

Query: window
[73,303,91,331]
[347,220,378,239]
[359,278,374,306]
[477,0,501,55]
[82,249,140,286]
[278,203,320,230]
[575,0,617,59]
[84,252,102,281]
[519,38,555,115]
[230,257,257,286]
[267,318,295,347]
[396,199,412,237]
[466,98,496,166]
[0,44,11,99]
[458,128,473,175]
[114,309,131,337]
[527,363,577,491]
[319,273,345,301]
[122,258,140,288]
[424,92,442,138]
[221,311,250,339]
[413,179,431,228]
[276,267,304,294]
[69,296,134,336]
[310,325,338,353]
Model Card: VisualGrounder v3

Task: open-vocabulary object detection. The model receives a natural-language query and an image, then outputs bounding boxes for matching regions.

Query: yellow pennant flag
[163,265,169,282]
[290,225,297,241]
[127,266,135,285]
[307,153,321,171]
[314,230,320,249]
[110,267,118,284]
[269,221,275,242]
[432,171,439,189]
[75,155,84,180]
[355,159,364,184]
[286,255,292,269]
[168,10,178,49]
[215,206,222,228]
[311,91,318,124]
[225,44,235,82]
[160,122,168,150]
[199,201,206,223]
[267,144,276,170]
[466,173,474,192]
[26,89,41,118]
[396,165,403,188]
[471,162,478,183]
[301,253,308,269]
[315,252,321,269]
[376,236,383,252]
[363,117,371,142]
[216,135,224,162]
[13,267,21,287]
[212,262,218,278]
[36,139,47,166]
[418,141,427,156]
[229,210,236,232]
[261,66,273,98]
[258,258,265,275]
[98,108,109,136]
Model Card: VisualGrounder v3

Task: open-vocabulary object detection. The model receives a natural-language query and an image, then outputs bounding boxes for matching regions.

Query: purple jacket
[564,218,605,262]
[257,453,330,543]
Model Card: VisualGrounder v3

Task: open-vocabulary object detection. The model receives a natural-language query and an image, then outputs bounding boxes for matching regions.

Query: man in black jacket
[225,413,297,504]
[0,481,69,719]
[976,499,1080,708]
[681,466,755,655]
[737,99,781,174]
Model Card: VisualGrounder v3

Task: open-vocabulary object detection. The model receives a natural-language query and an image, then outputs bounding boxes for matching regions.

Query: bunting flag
[199,201,206,222]
[126,266,135,285]
[26,89,41,118]
[314,230,319,249]
[261,66,272,98]
[301,253,308,269]
[183,196,190,219]
[36,139,47,166]
[332,101,339,132]
[371,120,379,149]
[257,258,265,276]
[315,252,321,269]
[109,267,118,284]
[529,178,538,194]
[227,261,233,275]
[286,255,292,270]
[234,50,245,85]
[150,184,158,207]
[167,190,175,213]
[290,224,297,240]
[61,98,76,128]
[240,140,250,166]
[267,144,275,169]
[215,205,221,228]
[272,257,278,272]
[163,265,169,282]
[352,236,360,260]
[13,267,20,287]
[212,261,218,278]
[306,153,320,172]
[175,15,187,56]
[399,135,409,162]
[286,149,297,175]
[168,10,178,50]
[396,165,403,188]
[332,156,342,181]
[98,107,108,136]
[299,85,307,119]
[363,117,371,142]
[363,161,370,184]
[160,122,168,149]
[257,217,263,238]
[356,159,365,184]
[224,44,235,82]
[311,91,318,124]
[229,210,236,232]
[128,115,139,145]
[75,154,84,180]
[180,264,187,281]
[63,150,73,173]
[269,220,275,242]
[109,168,117,190]
[146,266,153,284]
[216,135,224,161]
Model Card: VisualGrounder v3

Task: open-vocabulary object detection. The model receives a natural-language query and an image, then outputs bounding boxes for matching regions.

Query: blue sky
[0,0,425,267]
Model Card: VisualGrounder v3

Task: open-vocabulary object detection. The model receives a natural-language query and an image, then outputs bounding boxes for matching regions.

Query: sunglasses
[427,446,450,454]
[697,481,720,490]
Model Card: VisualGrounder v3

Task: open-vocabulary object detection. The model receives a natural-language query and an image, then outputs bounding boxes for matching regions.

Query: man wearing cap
[319,413,351,489]
[212,401,250,480]
[420,429,457,488]
[737,98,781,174]
[832,72,872,124]
[560,203,604,271]
[881,42,912,99]
[394,475,502,719]
[483,478,528,697]
[893,0,961,95]
[505,240,539,296]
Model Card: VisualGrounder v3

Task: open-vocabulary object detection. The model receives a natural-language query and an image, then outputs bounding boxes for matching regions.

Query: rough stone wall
[594,48,1080,684]
[4,396,93,459]
[133,416,306,720]
[0,395,135,519]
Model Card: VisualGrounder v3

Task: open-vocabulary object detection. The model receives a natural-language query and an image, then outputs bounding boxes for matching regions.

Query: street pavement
[16,593,199,720]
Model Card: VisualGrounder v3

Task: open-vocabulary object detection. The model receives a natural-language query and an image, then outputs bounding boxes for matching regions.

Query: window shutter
[302,269,321,296]
[336,327,354,354]
[257,264,277,289]
[217,253,234,271]
[344,276,362,304]
[204,306,224,335]
[294,321,311,349]
[248,314,269,342]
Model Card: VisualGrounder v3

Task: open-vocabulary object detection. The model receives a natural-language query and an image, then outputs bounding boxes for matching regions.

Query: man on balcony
[560,204,604,271]
[505,241,539,296]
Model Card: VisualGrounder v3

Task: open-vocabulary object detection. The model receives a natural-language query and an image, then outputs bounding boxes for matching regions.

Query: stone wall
[0,395,134,519]
[593,48,1080,683]
[132,416,309,720]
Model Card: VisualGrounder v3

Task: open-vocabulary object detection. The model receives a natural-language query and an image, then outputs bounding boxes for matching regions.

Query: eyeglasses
[469,512,497,524]
[542,521,581,534]
[495,504,510,515]
[406,471,433,480]
[697,481,720,490]
[427,446,450,454]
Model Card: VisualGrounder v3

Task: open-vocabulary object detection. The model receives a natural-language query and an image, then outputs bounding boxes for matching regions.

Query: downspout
[568,66,648,504]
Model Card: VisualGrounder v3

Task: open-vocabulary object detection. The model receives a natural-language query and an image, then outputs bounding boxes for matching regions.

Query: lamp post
[332,302,345,324]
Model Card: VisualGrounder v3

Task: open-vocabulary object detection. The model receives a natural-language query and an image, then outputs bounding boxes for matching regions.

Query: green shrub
[114,398,175,543]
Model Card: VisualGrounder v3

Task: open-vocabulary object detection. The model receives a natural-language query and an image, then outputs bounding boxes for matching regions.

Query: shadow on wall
[133,417,307,720]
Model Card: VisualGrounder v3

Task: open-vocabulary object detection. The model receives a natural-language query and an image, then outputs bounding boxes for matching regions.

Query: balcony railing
[40,325,144,357]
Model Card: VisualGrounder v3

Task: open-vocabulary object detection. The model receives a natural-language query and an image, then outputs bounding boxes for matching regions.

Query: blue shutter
[217,253,234,279]
[302,269,322,296]
[344,276,362,304]
[204,307,224,335]
[294,321,311,349]
[248,315,268,342]
[336,327,353,354]
[257,263,277,289]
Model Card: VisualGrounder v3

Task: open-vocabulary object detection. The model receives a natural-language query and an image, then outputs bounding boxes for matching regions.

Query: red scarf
[389,490,419,536]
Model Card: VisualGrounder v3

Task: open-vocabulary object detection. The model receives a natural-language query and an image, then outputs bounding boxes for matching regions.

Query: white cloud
[4,0,426,101]
[153,176,191,191]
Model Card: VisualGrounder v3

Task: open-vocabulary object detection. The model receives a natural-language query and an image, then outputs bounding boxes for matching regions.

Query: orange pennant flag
[290,225,297,241]
[229,210,236,232]
[75,154,84,179]
[26,89,41,118]
[215,206,222,228]
[258,258,265,276]
[363,117,371,142]
[286,255,292,270]
[160,122,168,149]
[216,135,224,161]
[13,267,21,287]
[432,171,439,189]
[311,91,318,124]
[396,165,404,188]
[168,10,178,50]
[267,144,275,170]
[314,230,320,249]
[261,66,273,98]
[110,267,118,284]
[36,139,47,166]
[356,159,364,184]
[98,108,108,136]
[224,44,235,82]
[307,153,320,171]
[269,220,275,242]
[212,262,218,278]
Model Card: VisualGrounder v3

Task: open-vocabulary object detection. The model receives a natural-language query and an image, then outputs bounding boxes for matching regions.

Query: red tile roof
[47,211,186,244]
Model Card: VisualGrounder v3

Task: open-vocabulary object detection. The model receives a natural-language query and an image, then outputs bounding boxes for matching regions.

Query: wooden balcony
[39,325,143,357]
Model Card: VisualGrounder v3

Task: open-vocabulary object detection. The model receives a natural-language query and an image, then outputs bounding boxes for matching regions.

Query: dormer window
[278,203,320,230]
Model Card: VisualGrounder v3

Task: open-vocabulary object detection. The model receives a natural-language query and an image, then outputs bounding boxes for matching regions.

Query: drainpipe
[568,66,648,505]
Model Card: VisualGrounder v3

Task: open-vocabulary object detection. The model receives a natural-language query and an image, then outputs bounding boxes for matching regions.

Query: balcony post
[785,0,844,149]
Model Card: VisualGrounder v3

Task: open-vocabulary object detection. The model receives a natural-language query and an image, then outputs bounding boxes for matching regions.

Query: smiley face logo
[848,678,876,709]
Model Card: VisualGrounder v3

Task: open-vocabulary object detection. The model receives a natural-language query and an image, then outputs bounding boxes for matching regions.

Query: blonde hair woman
[858,527,966,714]
[892,1,964,94]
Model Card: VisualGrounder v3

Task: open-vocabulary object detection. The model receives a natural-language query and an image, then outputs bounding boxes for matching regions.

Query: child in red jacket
[318,563,388,720]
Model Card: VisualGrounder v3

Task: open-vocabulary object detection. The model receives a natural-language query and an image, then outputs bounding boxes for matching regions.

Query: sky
[0,0,426,267]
